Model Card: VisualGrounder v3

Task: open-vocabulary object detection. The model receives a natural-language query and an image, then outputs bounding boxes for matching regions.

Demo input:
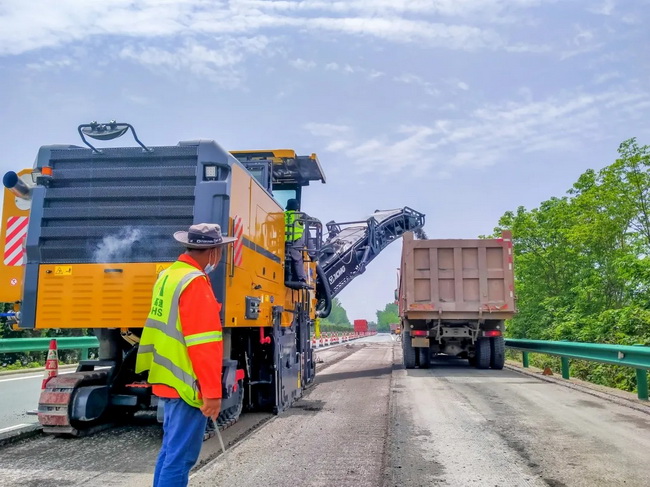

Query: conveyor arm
[315,207,425,316]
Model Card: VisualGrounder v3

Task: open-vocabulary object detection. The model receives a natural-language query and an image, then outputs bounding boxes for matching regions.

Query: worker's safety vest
[135,261,222,408]
[285,210,304,242]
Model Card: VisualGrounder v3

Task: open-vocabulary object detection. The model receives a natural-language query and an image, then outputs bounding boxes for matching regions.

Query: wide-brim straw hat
[173,223,237,249]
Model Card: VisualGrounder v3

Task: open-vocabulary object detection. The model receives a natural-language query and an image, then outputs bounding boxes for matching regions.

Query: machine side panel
[0,169,32,303]
[225,163,289,328]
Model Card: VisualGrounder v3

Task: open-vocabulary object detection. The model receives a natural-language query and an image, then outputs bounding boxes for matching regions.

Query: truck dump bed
[399,231,515,321]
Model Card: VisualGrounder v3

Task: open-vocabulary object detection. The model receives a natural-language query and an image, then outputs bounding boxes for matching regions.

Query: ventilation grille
[40,146,197,263]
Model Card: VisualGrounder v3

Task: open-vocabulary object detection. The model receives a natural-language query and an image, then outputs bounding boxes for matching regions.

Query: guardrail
[506,338,649,401]
[0,337,99,360]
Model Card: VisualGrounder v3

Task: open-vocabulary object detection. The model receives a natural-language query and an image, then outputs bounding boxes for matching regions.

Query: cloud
[305,86,650,175]
[306,17,504,50]
[304,123,351,137]
[289,58,316,70]
[593,71,621,84]
[394,74,439,96]
[118,36,271,87]
[588,0,616,16]
[285,57,388,80]
[323,62,385,79]
[241,0,546,21]
[0,0,546,58]
[26,58,74,71]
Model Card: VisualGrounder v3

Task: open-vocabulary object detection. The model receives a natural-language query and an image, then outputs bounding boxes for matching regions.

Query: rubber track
[38,370,109,436]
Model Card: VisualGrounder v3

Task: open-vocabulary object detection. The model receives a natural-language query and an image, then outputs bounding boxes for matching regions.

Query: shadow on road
[315,366,392,385]
[403,356,542,381]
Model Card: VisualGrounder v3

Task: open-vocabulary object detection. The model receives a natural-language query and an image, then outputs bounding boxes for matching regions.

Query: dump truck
[0,121,425,435]
[353,319,368,333]
[397,231,515,369]
[389,323,400,335]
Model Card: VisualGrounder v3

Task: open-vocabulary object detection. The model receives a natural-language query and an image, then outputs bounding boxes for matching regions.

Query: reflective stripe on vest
[135,261,221,407]
[285,210,304,242]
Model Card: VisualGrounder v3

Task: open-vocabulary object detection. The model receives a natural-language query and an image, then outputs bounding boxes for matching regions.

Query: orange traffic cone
[542,366,553,376]
[42,339,59,389]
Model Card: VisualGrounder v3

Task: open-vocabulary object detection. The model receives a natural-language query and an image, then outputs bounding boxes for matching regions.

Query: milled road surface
[0,342,361,486]
[2,336,649,486]
[191,340,392,487]
[386,349,650,487]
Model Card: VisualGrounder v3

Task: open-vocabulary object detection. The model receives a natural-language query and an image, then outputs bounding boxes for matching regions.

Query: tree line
[490,138,650,391]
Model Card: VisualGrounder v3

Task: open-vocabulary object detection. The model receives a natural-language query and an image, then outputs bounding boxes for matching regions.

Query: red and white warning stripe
[233,216,244,267]
[4,217,28,266]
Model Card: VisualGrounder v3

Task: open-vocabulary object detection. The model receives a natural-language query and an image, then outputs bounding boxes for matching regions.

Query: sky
[1,0,649,322]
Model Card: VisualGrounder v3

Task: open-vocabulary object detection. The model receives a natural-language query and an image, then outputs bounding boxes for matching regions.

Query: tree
[327,297,351,326]
[490,138,650,392]
[318,297,352,332]
[376,302,399,333]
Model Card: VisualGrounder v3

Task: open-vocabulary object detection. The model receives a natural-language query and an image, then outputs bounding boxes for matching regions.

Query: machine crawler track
[38,370,111,436]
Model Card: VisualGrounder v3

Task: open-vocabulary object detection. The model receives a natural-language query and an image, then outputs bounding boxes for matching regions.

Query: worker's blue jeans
[153,398,208,487]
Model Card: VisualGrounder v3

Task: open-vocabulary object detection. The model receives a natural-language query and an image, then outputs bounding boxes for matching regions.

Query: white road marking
[0,423,30,434]
[0,370,75,383]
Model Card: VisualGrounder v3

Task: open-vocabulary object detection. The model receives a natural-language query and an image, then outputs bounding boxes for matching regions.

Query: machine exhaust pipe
[3,171,32,200]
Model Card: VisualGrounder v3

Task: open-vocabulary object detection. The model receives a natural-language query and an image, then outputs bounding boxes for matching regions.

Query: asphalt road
[2,335,649,487]
[0,336,376,433]
[193,336,650,487]
[385,349,650,487]
[191,337,393,487]
[0,340,366,486]
[0,370,47,431]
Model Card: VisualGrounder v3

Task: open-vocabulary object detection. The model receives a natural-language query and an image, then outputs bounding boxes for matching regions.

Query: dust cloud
[92,227,143,263]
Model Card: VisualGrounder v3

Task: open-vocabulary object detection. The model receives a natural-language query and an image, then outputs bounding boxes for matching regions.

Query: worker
[284,198,308,284]
[136,222,236,487]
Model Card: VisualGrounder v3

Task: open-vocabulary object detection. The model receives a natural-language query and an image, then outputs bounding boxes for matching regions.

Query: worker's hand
[200,398,222,420]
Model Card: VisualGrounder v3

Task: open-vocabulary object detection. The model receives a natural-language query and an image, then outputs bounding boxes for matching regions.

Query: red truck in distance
[353,319,368,333]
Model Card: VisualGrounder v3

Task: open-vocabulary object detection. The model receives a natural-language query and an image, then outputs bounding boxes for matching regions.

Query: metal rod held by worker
[215,426,226,455]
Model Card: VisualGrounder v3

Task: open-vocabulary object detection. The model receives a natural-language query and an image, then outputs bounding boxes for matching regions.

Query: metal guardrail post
[522,352,529,368]
[561,357,570,379]
[637,369,648,401]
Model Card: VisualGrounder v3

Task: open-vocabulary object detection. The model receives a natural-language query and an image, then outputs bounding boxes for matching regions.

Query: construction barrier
[310,329,380,349]
[41,339,59,389]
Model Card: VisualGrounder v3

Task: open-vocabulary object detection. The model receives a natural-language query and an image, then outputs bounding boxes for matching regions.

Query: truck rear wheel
[490,336,505,369]
[402,329,416,369]
[418,348,430,369]
[475,338,491,369]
